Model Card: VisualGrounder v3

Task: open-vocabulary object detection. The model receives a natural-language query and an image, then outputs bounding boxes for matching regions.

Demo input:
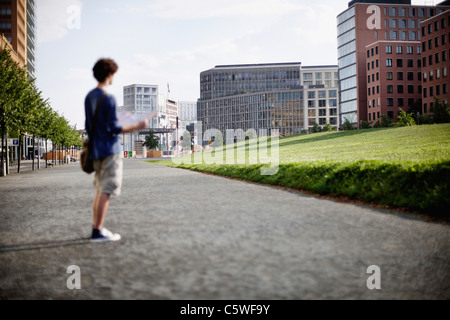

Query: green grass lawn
[148,124,450,218]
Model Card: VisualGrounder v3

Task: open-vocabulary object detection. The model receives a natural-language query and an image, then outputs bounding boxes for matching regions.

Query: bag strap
[88,93,107,149]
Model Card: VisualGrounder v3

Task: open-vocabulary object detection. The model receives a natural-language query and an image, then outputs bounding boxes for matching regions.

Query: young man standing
[85,58,148,242]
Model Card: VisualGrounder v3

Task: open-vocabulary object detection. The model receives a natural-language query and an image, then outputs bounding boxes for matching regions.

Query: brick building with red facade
[338,0,450,126]
[421,9,450,113]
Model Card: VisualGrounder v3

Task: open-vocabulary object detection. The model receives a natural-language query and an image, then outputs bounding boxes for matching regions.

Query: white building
[301,66,340,131]
[119,84,166,153]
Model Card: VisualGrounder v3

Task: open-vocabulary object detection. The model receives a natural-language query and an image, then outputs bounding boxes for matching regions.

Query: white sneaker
[91,228,121,243]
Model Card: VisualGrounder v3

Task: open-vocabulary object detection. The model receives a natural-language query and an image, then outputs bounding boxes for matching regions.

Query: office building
[302,65,340,129]
[119,84,165,152]
[366,40,423,121]
[26,0,35,78]
[197,62,339,140]
[0,0,27,67]
[337,0,450,126]
[421,9,450,111]
[178,101,197,122]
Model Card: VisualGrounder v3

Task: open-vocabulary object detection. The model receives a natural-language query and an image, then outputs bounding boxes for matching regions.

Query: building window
[407,46,413,54]
[408,85,414,94]
[387,71,393,80]
[390,31,397,40]
[387,98,394,107]
[408,72,414,81]
[400,31,407,41]
[389,7,396,17]
[397,85,404,94]
[387,59,393,67]
[398,72,404,80]
[397,59,403,67]
[388,85,394,93]
[407,59,414,68]
[386,45,392,54]
[397,46,403,54]
[398,98,405,107]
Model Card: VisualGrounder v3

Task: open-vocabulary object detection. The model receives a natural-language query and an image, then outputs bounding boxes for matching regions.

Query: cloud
[113,0,303,20]
[36,0,83,44]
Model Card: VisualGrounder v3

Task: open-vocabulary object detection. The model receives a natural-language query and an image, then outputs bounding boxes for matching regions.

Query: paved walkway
[0,160,449,300]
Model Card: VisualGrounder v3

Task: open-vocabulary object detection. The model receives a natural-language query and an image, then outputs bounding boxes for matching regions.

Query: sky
[35,0,429,130]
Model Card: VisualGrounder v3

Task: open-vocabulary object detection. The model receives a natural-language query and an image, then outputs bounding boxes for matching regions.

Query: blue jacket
[84,88,123,160]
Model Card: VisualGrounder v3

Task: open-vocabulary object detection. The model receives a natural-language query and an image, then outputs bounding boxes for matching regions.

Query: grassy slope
[149,124,450,218]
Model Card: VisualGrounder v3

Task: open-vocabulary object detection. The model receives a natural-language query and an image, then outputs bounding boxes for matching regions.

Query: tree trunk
[32,135,35,171]
[17,134,22,173]
[1,128,4,177]
[45,138,48,168]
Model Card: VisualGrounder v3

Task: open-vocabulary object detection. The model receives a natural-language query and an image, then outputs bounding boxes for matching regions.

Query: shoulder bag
[81,93,107,174]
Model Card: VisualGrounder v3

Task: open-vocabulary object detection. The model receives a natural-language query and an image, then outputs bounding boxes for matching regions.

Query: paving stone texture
[0,160,449,300]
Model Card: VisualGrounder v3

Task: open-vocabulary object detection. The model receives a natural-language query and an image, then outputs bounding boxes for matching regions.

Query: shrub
[342,118,355,131]
[373,115,393,128]
[322,123,335,132]
[360,121,372,129]
[431,98,450,124]
[395,109,416,127]
[312,122,322,133]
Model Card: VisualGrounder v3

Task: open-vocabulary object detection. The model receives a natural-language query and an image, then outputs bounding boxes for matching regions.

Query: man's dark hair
[93,58,118,83]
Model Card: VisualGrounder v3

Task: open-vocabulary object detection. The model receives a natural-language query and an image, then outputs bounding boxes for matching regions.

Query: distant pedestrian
[85,58,148,242]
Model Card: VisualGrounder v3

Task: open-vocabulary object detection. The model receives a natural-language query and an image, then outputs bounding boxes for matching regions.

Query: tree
[181,130,192,150]
[1,45,77,174]
[431,98,450,124]
[143,130,159,150]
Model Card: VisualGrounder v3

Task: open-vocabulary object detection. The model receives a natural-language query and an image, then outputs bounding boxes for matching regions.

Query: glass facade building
[26,0,35,78]
[337,6,358,124]
[197,63,339,139]
[337,0,450,125]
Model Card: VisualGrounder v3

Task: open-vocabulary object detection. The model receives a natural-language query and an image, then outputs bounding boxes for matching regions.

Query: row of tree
[1,45,82,174]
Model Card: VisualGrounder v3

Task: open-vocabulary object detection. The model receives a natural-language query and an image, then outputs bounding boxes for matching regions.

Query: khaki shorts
[93,154,123,196]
